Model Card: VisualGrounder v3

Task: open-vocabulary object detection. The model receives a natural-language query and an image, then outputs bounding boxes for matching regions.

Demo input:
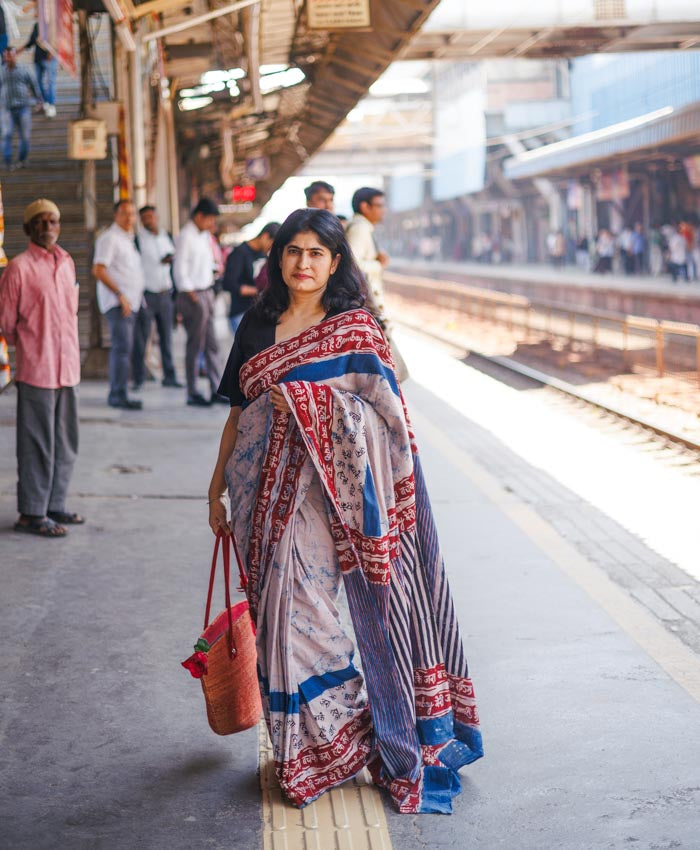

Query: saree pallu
[225,309,483,814]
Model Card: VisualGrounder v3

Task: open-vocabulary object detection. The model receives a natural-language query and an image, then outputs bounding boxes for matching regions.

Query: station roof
[123,0,441,212]
[504,102,700,180]
[400,19,700,60]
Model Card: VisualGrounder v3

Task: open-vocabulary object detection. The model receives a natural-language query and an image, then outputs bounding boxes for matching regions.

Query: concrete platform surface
[1,330,700,850]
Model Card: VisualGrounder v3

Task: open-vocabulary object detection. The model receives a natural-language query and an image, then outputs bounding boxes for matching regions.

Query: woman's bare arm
[208,406,241,534]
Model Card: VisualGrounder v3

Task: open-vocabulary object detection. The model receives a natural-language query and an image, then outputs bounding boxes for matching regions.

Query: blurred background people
[346,186,389,325]
[304,180,335,211]
[173,197,225,406]
[132,204,181,388]
[222,222,279,334]
[668,224,688,283]
[594,228,614,274]
[0,45,41,170]
[19,14,56,117]
[93,200,145,410]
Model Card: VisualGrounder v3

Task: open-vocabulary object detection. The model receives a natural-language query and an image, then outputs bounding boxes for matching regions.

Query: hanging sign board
[683,155,700,189]
[38,0,76,77]
[307,0,371,30]
[245,156,270,181]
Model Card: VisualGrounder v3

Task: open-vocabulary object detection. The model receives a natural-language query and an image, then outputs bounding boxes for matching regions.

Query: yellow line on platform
[411,407,700,706]
[259,723,392,850]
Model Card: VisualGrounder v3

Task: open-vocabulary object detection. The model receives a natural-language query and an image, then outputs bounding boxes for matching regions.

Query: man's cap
[24,199,60,225]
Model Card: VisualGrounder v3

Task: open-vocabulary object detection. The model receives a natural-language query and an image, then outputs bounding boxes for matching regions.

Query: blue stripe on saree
[362,463,383,537]
[283,352,400,396]
[263,662,363,714]
[417,713,455,745]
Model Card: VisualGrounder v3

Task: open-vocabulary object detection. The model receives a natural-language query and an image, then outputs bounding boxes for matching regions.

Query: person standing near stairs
[92,199,145,410]
[173,197,225,407]
[0,45,42,170]
[0,0,22,56]
[0,198,84,537]
[19,19,56,118]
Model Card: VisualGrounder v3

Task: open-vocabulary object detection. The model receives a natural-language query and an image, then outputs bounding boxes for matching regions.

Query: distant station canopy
[401,0,700,60]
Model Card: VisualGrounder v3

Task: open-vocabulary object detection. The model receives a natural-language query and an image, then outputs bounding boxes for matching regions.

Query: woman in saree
[207,209,482,814]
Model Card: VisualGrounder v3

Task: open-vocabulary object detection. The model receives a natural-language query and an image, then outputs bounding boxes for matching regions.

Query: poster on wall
[596,168,629,202]
[38,0,76,77]
[683,155,700,189]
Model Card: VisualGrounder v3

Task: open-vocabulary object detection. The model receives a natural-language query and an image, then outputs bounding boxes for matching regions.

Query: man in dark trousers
[173,197,224,406]
[19,17,57,117]
[0,198,83,537]
[131,204,181,389]
[0,46,42,170]
[222,222,279,333]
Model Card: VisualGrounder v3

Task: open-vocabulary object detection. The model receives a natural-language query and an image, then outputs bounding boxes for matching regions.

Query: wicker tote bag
[182,532,261,735]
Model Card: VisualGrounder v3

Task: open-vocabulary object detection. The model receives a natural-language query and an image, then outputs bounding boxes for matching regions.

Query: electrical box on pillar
[68,119,108,159]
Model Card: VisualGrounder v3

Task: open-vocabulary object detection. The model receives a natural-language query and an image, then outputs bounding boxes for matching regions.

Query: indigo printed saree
[225,308,483,813]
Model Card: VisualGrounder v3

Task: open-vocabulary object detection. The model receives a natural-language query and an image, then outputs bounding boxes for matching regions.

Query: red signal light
[232,185,256,203]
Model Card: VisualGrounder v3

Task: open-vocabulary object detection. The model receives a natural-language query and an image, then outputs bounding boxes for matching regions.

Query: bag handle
[203,531,249,657]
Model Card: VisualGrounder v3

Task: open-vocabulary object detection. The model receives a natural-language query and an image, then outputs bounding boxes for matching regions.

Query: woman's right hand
[208,496,230,536]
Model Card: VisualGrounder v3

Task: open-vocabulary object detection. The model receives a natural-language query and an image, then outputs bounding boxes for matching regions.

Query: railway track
[396,315,700,458]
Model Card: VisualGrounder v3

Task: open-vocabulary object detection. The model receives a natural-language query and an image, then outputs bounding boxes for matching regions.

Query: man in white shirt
[346,186,389,326]
[173,197,224,406]
[92,200,145,410]
[346,186,408,382]
[132,205,182,388]
[668,225,689,283]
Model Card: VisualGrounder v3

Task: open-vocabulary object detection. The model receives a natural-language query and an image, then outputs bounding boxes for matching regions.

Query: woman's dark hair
[256,208,365,323]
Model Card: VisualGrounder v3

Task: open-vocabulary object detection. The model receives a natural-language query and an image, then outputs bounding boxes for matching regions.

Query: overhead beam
[132,0,191,19]
[143,0,258,41]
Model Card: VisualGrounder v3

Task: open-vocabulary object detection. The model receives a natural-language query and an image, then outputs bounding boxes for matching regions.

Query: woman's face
[280,230,340,297]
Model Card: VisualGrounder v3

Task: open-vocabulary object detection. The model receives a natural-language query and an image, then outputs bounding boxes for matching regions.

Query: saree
[225,308,483,814]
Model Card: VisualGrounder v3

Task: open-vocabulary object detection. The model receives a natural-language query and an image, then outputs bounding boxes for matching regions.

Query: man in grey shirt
[0,46,42,170]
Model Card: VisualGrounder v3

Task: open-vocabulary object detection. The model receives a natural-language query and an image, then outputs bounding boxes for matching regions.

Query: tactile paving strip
[259,723,392,850]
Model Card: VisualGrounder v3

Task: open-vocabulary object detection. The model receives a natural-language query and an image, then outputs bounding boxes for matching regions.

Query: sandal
[47,511,86,525]
[14,516,67,538]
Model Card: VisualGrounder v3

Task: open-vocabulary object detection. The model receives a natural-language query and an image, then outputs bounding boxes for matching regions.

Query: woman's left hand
[270,385,291,414]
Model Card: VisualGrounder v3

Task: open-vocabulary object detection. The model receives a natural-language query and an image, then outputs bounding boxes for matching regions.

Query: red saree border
[239,309,393,402]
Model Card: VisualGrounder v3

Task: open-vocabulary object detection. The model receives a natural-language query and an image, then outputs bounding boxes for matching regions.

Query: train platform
[389,258,700,324]
[1,328,700,849]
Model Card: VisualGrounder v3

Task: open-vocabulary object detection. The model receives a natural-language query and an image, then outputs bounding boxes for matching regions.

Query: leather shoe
[162,378,184,388]
[109,398,143,410]
[187,394,212,407]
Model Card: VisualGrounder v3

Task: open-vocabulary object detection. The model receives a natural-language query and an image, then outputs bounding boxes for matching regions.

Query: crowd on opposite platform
[542,219,700,282]
[545,220,700,282]
[0,178,397,536]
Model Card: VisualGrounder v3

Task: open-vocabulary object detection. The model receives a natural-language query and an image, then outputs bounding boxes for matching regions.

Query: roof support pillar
[128,27,147,208]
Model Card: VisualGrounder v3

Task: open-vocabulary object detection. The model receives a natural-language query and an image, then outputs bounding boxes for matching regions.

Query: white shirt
[669,232,688,265]
[172,220,214,292]
[138,227,175,293]
[94,223,145,314]
[346,213,386,323]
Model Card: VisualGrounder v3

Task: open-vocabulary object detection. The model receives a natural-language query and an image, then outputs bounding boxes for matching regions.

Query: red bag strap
[203,532,250,656]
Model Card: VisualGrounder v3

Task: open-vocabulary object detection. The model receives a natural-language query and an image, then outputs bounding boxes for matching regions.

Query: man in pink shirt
[0,198,83,537]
